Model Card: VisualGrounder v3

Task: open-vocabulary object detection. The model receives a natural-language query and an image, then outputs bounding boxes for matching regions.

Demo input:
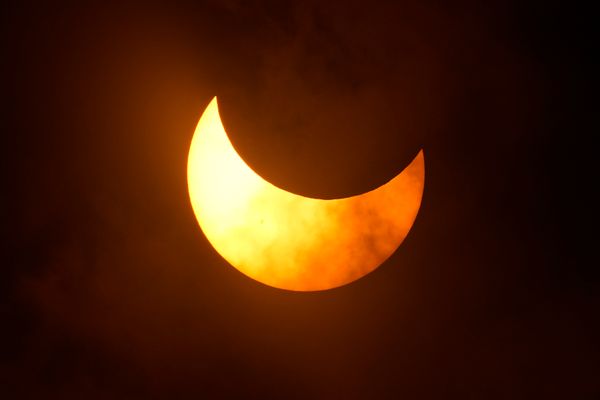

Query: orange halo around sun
[187,97,425,291]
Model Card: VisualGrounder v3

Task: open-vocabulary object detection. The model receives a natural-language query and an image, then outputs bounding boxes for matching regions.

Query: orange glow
[187,97,425,291]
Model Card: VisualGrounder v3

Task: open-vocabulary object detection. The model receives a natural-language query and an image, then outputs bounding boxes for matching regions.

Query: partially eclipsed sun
[187,97,425,291]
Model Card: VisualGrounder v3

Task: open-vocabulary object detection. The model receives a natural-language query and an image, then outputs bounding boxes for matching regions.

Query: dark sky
[2,0,597,398]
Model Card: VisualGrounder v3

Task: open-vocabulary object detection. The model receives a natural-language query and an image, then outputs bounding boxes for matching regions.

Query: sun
[188,97,424,291]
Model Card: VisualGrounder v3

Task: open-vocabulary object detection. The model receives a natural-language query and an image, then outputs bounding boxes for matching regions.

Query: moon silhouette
[187,97,425,291]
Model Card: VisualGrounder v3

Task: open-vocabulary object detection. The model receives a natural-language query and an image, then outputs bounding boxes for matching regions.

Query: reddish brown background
[2,0,597,398]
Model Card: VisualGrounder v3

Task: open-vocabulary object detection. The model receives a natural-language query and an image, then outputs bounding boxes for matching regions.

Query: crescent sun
[187,97,425,291]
